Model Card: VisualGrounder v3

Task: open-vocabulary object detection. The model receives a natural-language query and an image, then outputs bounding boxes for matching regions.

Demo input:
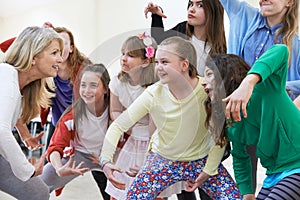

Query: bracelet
[102,160,112,170]
[99,157,111,170]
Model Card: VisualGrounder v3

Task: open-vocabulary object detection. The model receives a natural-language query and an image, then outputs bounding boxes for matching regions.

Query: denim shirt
[220,0,300,99]
[243,19,282,67]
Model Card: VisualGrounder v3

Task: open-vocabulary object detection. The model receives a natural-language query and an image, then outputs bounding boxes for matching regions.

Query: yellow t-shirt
[101,77,225,175]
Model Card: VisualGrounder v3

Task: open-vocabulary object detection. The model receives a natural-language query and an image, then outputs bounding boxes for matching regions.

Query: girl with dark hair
[144,0,227,76]
[199,44,300,199]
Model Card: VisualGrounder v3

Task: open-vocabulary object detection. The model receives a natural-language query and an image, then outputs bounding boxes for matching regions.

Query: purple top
[51,76,73,125]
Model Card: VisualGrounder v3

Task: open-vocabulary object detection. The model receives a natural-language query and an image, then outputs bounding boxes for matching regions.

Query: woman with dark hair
[144,0,226,76]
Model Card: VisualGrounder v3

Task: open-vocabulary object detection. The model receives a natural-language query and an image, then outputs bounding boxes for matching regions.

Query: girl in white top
[40,64,110,199]
[100,37,241,199]
[106,33,171,200]
[0,26,63,200]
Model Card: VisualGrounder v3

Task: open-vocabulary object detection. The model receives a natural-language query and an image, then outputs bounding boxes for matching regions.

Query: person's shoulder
[0,63,15,70]
[0,63,17,76]
[59,109,74,123]
[110,75,119,82]
[109,75,122,87]
[60,110,74,129]
[145,81,168,97]
[172,21,187,33]
[177,21,187,27]
[292,33,300,45]
[146,81,163,91]
[270,44,288,56]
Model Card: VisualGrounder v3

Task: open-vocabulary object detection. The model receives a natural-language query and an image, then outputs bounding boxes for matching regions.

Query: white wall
[0,0,298,73]
[0,0,187,73]
[0,0,98,55]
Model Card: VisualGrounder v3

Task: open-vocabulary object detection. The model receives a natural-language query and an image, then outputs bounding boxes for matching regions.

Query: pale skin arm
[223,74,261,121]
[144,2,167,19]
[294,95,300,110]
[49,151,89,177]
[110,92,132,136]
[110,92,125,121]
[15,119,45,151]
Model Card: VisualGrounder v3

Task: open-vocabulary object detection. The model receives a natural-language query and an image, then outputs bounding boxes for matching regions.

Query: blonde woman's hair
[275,0,298,63]
[4,26,63,123]
[159,36,198,78]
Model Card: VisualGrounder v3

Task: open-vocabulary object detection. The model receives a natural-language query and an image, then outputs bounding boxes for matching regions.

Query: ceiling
[0,0,55,18]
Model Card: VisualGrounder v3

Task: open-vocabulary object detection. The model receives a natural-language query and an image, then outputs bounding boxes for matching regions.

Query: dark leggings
[176,189,211,200]
[91,171,110,200]
[46,123,56,150]
[176,190,196,200]
[247,145,258,192]
[257,173,300,200]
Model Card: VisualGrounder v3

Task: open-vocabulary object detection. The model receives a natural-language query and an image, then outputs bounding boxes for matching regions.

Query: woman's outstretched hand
[144,2,167,19]
[55,155,89,177]
[185,172,209,192]
[23,132,45,151]
[103,162,126,190]
[28,153,47,177]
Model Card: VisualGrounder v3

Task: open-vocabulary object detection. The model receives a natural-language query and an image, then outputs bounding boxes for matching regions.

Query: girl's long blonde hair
[274,0,298,63]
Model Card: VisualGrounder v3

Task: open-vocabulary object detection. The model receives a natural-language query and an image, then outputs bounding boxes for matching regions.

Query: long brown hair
[186,0,227,54]
[54,27,88,84]
[204,54,250,146]
[60,64,111,133]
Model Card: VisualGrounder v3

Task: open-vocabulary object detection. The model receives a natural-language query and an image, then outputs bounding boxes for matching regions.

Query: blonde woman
[0,26,63,200]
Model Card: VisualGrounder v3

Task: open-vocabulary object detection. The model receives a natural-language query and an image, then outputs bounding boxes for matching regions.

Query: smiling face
[259,0,291,18]
[32,39,62,78]
[187,0,206,27]
[155,46,186,85]
[79,71,107,108]
[202,66,216,101]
